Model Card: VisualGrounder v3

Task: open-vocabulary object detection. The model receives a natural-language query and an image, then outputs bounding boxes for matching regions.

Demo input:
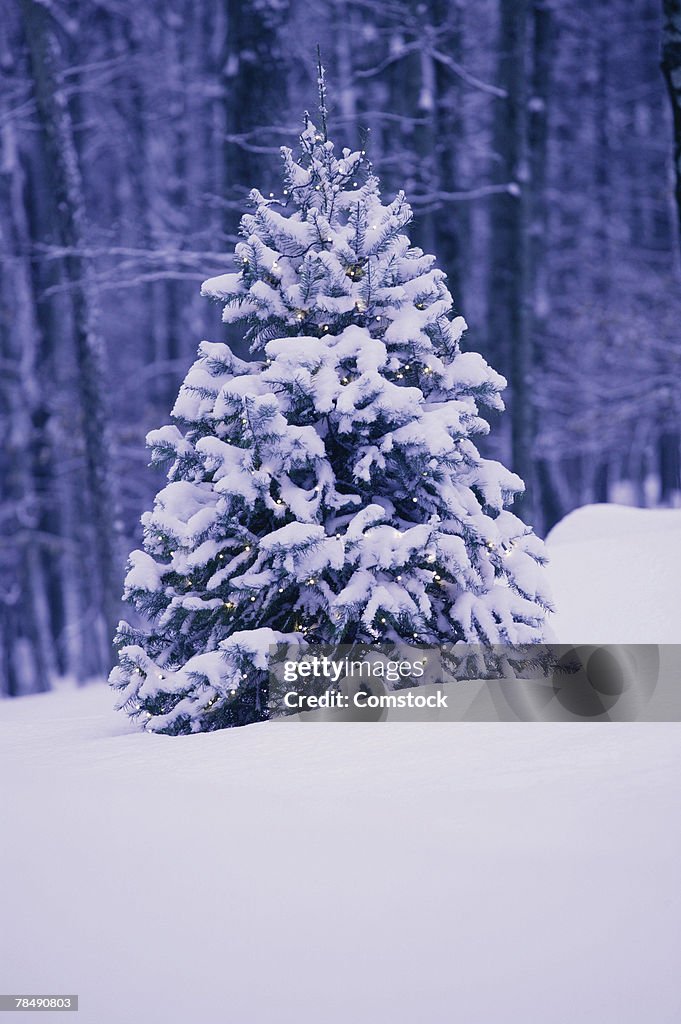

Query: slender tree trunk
[20,0,121,656]
[435,0,467,309]
[527,1,551,333]
[660,1,681,503]
[223,0,288,205]
[386,22,420,206]
[528,0,553,531]
[659,432,681,501]
[21,125,93,680]
[489,0,535,523]
[415,19,438,259]
[0,208,53,694]
[0,54,60,693]
[663,0,681,240]
[334,0,358,149]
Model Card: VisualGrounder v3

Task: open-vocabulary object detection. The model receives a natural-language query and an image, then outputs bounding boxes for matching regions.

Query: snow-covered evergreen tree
[110,109,552,734]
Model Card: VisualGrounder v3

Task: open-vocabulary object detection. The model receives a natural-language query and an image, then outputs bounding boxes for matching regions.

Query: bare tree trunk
[0,53,59,693]
[660,1,681,502]
[659,431,681,502]
[435,0,468,309]
[527,1,552,333]
[223,0,288,204]
[489,0,535,523]
[528,0,553,531]
[334,0,358,149]
[663,0,681,240]
[20,0,121,657]
[415,19,438,260]
[0,218,53,695]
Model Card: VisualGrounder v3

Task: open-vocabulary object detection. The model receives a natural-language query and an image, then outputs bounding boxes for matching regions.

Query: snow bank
[546,503,681,643]
[1,684,680,1024]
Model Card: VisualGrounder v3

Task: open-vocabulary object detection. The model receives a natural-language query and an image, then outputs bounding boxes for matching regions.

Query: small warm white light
[250,596,256,602]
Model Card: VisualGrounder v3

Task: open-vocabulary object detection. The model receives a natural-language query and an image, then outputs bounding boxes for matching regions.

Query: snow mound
[546,503,681,643]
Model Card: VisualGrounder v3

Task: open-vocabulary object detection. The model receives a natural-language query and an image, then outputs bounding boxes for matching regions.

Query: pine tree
[110,105,552,735]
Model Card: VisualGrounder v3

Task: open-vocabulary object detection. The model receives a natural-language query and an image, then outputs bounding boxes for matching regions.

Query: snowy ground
[1,504,680,1023]
[546,503,681,643]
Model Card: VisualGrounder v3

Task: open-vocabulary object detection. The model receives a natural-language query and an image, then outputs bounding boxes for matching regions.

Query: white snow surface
[546,503,681,643]
[1,502,680,1022]
[1,687,679,1023]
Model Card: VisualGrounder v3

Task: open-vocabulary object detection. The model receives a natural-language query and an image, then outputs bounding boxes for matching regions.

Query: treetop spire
[316,44,328,142]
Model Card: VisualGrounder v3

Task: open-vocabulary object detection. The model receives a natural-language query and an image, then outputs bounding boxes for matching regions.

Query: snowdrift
[546,503,681,643]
